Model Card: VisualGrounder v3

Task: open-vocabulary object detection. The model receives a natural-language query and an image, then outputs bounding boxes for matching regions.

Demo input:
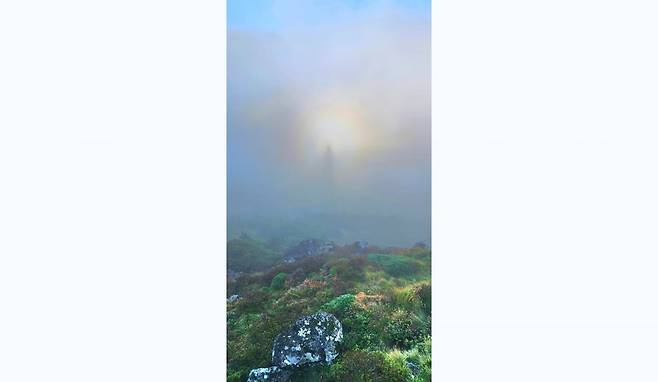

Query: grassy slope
[227,245,431,382]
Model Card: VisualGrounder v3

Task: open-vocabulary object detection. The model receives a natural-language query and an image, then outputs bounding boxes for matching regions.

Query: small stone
[246,366,292,382]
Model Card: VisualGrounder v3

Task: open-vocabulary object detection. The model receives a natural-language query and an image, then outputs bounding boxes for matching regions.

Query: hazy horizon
[228,0,431,247]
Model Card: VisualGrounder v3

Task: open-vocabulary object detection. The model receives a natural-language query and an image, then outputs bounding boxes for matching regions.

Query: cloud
[228,0,431,246]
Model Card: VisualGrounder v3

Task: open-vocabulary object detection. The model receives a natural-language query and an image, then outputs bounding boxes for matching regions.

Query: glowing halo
[300,101,373,155]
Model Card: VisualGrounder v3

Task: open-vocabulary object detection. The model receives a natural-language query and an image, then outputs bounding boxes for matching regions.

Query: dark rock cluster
[247,311,343,382]
[346,240,369,254]
[283,239,337,263]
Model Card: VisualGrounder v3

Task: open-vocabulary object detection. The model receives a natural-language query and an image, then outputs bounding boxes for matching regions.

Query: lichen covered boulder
[272,311,343,368]
[246,366,292,382]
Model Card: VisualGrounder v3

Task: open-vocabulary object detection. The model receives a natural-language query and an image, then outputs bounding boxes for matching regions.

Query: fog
[228,1,430,247]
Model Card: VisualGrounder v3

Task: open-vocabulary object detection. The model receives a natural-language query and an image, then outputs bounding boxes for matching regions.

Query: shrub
[325,257,366,295]
[416,283,431,316]
[234,288,269,314]
[226,371,243,382]
[391,282,431,316]
[329,350,412,382]
[328,257,365,281]
[401,337,431,381]
[323,294,382,350]
[392,286,418,311]
[407,248,431,262]
[228,273,265,295]
[227,312,288,378]
[322,294,356,315]
[385,309,429,349]
[367,253,422,278]
[286,268,306,288]
[289,364,332,381]
[270,272,288,290]
[227,233,282,272]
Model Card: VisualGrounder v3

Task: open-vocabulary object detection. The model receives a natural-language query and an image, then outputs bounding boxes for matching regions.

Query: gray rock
[352,241,369,253]
[246,366,292,382]
[407,361,421,378]
[284,240,336,263]
[227,294,241,303]
[413,241,428,249]
[272,311,343,368]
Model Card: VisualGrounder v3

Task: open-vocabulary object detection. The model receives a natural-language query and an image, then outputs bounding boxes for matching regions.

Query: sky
[227,0,431,247]
[228,0,430,30]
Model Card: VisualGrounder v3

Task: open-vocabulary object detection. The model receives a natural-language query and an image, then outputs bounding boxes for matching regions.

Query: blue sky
[228,0,430,30]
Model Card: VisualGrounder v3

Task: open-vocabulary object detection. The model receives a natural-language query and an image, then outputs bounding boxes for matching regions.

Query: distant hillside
[227,213,430,249]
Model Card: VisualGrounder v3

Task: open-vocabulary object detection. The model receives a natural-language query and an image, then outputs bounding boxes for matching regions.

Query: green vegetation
[227,233,283,272]
[329,350,411,381]
[367,253,423,278]
[227,239,431,381]
[270,272,288,290]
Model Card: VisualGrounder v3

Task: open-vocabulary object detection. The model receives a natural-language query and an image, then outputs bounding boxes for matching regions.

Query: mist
[228,1,430,247]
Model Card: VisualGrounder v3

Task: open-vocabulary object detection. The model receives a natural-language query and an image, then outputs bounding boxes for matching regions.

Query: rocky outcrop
[354,240,369,251]
[246,366,292,382]
[344,240,369,254]
[284,240,336,263]
[272,311,343,367]
[227,294,241,303]
[246,312,343,382]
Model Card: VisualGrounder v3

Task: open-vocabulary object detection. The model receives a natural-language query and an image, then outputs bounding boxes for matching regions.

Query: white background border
[434,0,658,381]
[1,0,226,380]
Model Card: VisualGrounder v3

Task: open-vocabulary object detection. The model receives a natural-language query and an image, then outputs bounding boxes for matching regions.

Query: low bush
[385,309,430,349]
[367,253,423,278]
[322,294,356,315]
[270,272,288,290]
[329,350,412,382]
[416,283,431,316]
[392,282,431,316]
[401,337,432,381]
[227,233,282,272]
[323,294,383,350]
[233,288,270,314]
